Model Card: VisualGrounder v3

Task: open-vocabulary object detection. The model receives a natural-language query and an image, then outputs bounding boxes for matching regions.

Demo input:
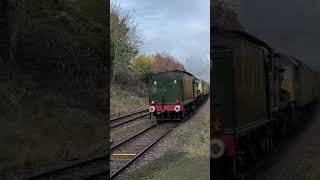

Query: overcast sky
[238,0,320,67]
[118,0,210,82]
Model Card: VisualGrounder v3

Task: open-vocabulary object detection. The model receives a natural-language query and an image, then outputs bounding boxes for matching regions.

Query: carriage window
[154,81,157,85]
[174,80,177,84]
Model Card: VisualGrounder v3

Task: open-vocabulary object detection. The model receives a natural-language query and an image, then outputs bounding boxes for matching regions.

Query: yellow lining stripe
[112,153,136,156]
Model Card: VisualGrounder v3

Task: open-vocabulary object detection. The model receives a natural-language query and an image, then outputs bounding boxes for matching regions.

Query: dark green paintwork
[148,71,196,105]
[212,49,234,131]
[211,30,275,134]
[149,79,183,105]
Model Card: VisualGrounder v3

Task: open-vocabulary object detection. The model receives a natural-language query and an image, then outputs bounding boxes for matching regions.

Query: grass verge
[110,85,148,118]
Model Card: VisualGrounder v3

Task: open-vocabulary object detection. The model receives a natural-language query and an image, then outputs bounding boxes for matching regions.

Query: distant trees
[133,55,155,82]
[132,53,186,83]
[110,1,142,84]
[134,55,155,72]
[153,53,185,72]
[110,1,186,85]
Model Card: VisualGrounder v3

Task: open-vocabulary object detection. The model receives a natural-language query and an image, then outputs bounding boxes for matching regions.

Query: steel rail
[23,155,107,180]
[110,109,148,122]
[110,128,173,179]
[110,113,150,128]
[85,128,173,180]
[110,124,158,150]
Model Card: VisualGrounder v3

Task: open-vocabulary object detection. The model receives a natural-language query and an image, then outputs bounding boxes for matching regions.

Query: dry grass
[181,105,210,157]
[110,84,148,119]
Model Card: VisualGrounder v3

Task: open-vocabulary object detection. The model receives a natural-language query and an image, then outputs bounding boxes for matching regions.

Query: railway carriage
[198,80,210,102]
[295,60,319,108]
[211,29,320,179]
[274,53,299,105]
[275,54,320,115]
[194,78,202,104]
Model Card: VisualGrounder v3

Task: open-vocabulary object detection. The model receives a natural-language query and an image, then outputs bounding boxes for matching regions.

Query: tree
[134,55,155,71]
[110,1,142,84]
[133,55,156,82]
[153,53,185,72]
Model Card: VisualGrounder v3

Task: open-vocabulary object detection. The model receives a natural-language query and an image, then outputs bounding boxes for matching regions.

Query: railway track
[23,155,108,180]
[111,124,158,150]
[110,109,150,128]
[111,109,149,122]
[83,123,163,179]
[109,101,206,179]
[110,123,176,179]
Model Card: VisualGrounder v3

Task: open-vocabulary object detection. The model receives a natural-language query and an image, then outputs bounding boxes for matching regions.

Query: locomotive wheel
[182,109,186,118]
[185,106,190,117]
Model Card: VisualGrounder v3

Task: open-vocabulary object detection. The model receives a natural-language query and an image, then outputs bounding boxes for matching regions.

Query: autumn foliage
[153,53,186,72]
[132,53,185,82]
[134,55,155,72]
[111,2,185,85]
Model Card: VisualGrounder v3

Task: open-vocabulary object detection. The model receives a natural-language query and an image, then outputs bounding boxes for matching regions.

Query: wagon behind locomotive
[295,60,320,108]
[200,80,210,99]
[274,53,298,104]
[275,54,320,111]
